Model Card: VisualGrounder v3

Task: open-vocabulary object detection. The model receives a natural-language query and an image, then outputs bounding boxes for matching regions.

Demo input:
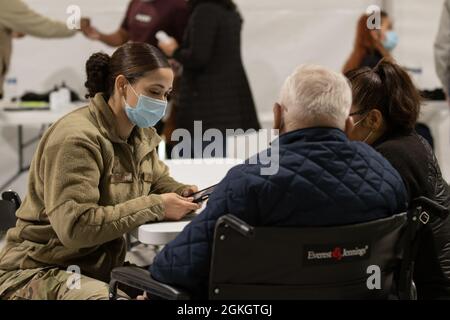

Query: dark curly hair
[84,42,170,100]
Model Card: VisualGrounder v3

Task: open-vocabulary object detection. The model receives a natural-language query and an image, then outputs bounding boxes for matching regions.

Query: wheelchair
[0,190,20,235]
[109,197,448,300]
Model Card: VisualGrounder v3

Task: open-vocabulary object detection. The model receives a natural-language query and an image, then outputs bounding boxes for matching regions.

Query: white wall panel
[1,0,448,189]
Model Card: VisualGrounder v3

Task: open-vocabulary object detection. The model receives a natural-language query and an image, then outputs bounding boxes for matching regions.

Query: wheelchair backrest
[209,213,408,300]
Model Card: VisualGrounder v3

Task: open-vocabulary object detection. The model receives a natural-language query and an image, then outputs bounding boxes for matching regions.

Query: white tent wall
[5,0,444,115]
[0,0,448,193]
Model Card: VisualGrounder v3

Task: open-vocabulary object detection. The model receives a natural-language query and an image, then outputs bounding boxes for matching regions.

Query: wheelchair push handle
[411,196,449,219]
[217,214,255,238]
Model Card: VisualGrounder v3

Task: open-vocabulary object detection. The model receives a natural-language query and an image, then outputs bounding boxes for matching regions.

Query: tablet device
[191,184,217,203]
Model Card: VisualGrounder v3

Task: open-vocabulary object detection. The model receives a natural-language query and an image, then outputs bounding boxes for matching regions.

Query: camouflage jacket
[0,93,188,282]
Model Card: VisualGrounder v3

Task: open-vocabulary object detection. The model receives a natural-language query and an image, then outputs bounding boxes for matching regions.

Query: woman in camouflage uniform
[0,42,200,300]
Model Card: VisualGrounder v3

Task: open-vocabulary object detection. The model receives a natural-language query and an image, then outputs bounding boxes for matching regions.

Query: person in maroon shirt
[81,0,188,47]
[81,0,189,139]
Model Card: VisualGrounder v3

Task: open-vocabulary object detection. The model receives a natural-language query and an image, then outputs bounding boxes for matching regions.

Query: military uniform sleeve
[150,165,255,297]
[0,0,76,38]
[149,152,191,195]
[43,137,165,249]
[150,172,232,297]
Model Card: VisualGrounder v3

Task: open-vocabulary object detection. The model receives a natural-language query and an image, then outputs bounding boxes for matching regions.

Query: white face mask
[353,113,374,143]
[362,130,374,143]
[353,112,368,127]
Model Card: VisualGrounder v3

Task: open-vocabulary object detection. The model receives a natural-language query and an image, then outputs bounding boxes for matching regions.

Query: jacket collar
[88,93,161,151]
[277,127,348,146]
[372,129,414,149]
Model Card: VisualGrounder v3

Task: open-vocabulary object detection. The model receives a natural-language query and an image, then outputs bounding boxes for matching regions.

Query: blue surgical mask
[124,83,167,128]
[382,30,398,52]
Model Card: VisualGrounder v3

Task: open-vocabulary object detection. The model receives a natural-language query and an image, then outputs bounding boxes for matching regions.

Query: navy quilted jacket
[150,127,408,297]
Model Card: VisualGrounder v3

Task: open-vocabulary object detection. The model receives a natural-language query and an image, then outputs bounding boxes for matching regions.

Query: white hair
[279,64,352,129]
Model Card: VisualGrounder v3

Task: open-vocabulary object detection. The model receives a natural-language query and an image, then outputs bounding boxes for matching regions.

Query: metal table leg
[0,124,47,191]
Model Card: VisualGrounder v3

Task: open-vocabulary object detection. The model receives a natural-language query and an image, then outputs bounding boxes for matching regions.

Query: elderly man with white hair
[149,64,408,298]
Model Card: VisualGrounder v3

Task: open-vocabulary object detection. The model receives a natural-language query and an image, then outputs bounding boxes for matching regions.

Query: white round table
[133,220,192,246]
[132,219,192,246]
[133,158,243,245]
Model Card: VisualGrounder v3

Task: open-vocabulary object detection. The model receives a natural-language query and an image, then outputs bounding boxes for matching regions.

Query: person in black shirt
[345,60,450,300]
[157,0,260,158]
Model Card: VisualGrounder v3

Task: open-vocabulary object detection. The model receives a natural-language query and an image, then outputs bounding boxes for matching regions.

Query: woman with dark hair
[0,42,200,300]
[343,10,396,74]
[344,10,434,148]
[345,60,450,299]
[158,0,260,157]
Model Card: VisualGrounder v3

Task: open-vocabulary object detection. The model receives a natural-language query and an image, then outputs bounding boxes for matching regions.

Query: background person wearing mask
[149,64,407,298]
[343,10,396,74]
[158,0,260,158]
[0,0,78,99]
[345,60,450,300]
[0,42,200,300]
[344,10,433,148]
[81,0,190,140]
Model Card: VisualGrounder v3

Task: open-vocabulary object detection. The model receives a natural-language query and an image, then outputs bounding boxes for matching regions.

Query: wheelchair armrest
[216,214,254,238]
[109,266,190,300]
[2,190,21,210]
[411,196,449,219]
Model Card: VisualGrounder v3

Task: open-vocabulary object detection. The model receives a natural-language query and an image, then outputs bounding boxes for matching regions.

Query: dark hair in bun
[84,42,170,100]
[84,52,110,99]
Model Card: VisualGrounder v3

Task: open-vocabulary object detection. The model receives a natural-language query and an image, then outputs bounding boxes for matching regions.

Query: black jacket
[173,2,260,134]
[374,131,450,299]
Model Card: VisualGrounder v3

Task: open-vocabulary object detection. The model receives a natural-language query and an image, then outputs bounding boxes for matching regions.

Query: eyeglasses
[349,109,369,117]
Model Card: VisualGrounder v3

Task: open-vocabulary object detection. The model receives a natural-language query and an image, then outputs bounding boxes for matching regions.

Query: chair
[109,197,448,300]
[0,190,21,233]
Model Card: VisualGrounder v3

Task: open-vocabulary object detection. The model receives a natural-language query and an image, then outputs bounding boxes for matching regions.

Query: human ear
[115,75,128,99]
[367,109,384,130]
[273,103,282,131]
[345,116,354,136]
